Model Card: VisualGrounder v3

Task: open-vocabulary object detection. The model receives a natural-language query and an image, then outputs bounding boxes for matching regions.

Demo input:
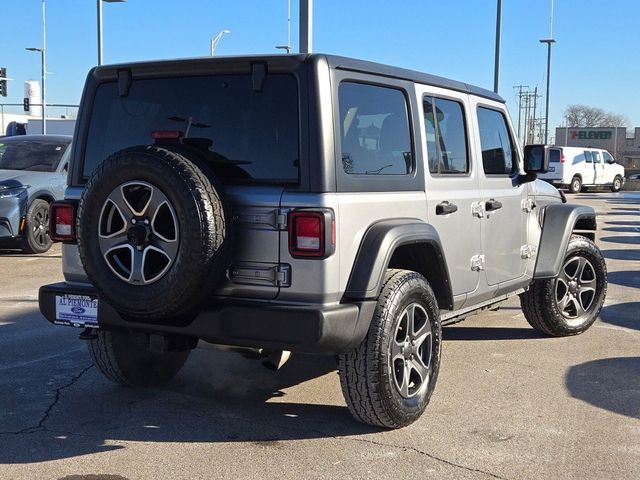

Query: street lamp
[26,1,46,134]
[97,0,127,66]
[275,0,292,53]
[210,29,231,56]
[540,38,556,144]
[539,0,556,145]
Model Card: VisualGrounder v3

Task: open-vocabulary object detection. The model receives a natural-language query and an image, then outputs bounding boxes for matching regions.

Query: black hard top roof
[93,53,504,103]
[323,54,504,103]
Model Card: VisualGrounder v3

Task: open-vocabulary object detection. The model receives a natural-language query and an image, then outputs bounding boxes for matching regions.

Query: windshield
[83,74,300,183]
[0,139,69,172]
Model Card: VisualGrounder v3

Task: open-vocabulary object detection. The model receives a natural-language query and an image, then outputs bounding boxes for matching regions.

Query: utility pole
[531,87,538,143]
[514,85,529,144]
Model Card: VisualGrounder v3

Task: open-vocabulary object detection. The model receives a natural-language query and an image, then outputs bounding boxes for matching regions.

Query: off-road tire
[22,199,52,254]
[89,330,190,387]
[520,235,607,336]
[611,175,623,192]
[569,176,582,194]
[338,269,442,428]
[77,146,229,320]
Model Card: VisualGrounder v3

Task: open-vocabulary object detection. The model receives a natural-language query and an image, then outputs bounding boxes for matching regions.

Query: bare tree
[563,104,628,127]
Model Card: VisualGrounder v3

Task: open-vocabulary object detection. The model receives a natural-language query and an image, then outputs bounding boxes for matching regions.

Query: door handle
[436,201,458,215]
[485,199,503,211]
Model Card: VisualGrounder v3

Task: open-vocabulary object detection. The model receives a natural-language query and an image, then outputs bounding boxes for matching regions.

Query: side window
[423,96,469,174]
[592,151,601,163]
[584,151,593,163]
[603,151,614,163]
[339,82,413,175]
[477,107,516,175]
[549,149,561,162]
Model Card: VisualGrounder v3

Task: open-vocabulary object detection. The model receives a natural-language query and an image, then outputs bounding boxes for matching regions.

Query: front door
[473,102,528,286]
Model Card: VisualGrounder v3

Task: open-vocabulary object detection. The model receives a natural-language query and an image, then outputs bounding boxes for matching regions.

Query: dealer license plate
[55,294,99,328]
[548,166,555,172]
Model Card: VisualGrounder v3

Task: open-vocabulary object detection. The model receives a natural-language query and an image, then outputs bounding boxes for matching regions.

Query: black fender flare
[344,219,453,307]
[534,203,597,279]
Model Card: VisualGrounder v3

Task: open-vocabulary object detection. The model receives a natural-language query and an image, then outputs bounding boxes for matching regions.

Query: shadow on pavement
[0,250,61,259]
[565,357,640,419]
[607,271,640,288]
[604,220,640,226]
[602,249,640,261]
[599,302,640,331]
[0,310,380,464]
[600,236,640,245]
[602,226,640,233]
[442,326,543,341]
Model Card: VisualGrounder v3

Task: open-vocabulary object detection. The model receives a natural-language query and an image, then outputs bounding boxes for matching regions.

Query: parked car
[537,146,625,193]
[38,55,607,428]
[0,135,71,253]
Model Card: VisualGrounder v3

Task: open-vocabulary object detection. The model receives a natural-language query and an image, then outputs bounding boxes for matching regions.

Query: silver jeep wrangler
[39,54,607,429]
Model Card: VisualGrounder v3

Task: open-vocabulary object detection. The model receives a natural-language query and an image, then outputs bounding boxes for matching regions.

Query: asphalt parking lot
[0,192,638,480]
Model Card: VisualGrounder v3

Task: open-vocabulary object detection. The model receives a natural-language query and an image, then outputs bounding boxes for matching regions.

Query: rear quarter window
[338,82,413,175]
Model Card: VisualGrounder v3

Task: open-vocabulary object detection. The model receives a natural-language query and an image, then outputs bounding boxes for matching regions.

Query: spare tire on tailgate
[77,145,229,320]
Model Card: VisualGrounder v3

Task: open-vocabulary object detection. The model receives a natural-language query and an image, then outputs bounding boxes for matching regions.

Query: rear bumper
[39,282,375,355]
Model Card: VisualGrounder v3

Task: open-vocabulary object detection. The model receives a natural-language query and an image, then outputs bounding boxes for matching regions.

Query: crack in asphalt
[0,364,93,436]
[329,434,510,480]
[189,409,508,479]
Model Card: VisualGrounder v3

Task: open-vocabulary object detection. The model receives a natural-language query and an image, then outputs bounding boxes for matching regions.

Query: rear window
[549,149,561,162]
[83,74,299,183]
[0,140,69,172]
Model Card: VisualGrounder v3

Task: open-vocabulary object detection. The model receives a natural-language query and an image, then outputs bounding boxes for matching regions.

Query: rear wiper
[168,116,211,138]
[365,164,393,175]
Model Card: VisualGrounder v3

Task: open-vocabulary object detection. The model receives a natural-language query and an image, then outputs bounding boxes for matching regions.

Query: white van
[537,146,625,193]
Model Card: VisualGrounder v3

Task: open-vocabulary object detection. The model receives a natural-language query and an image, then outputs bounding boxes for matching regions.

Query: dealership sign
[570,130,612,140]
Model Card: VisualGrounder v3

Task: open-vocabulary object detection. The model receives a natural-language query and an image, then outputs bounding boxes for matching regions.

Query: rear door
[418,85,482,299]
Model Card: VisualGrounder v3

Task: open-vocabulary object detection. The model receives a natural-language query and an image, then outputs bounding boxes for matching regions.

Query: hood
[530,178,562,199]
[0,169,44,187]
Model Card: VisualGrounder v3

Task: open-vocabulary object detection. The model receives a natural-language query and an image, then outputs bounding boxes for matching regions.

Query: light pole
[26,1,46,134]
[493,0,502,93]
[98,0,127,66]
[25,47,45,134]
[300,0,313,53]
[210,29,231,55]
[540,0,555,144]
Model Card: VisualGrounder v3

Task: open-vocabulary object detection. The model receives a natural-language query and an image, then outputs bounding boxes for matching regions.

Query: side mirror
[523,144,550,174]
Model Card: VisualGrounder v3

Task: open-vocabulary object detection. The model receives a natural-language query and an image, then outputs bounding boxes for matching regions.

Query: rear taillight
[560,154,565,163]
[49,201,77,243]
[288,210,335,259]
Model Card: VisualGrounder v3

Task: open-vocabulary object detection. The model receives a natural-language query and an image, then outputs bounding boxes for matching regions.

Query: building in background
[555,127,640,169]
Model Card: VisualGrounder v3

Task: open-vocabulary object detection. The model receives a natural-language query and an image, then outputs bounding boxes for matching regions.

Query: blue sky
[1,0,639,136]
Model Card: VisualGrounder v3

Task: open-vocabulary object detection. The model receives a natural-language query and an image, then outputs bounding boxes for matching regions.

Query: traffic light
[0,67,7,97]
[23,97,30,112]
